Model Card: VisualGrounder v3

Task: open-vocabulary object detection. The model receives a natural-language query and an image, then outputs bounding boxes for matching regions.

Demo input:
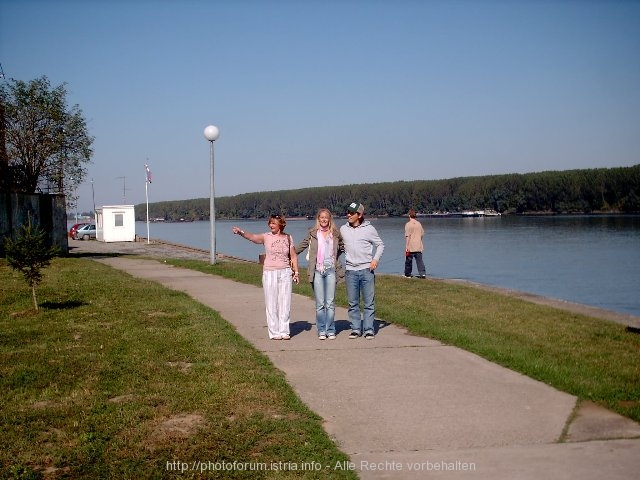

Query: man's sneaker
[348,331,361,339]
[318,334,327,340]
[364,332,375,340]
[403,274,412,278]
[418,275,426,279]
[327,334,336,340]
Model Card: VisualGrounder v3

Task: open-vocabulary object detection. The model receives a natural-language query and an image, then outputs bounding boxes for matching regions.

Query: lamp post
[204,125,220,264]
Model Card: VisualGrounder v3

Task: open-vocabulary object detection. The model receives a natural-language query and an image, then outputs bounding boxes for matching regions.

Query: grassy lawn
[167,258,640,425]
[0,257,357,480]
[3,254,639,478]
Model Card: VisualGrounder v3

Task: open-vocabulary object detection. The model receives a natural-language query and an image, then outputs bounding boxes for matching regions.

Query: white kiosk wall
[96,205,136,242]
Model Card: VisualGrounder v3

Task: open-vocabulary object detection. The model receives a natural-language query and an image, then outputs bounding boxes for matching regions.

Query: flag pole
[145,163,151,244]
[145,180,149,244]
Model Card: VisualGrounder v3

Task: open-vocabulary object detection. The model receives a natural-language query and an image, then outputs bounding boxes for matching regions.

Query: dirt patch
[32,400,57,409]
[9,309,34,318]
[108,394,136,404]
[167,361,193,373]
[147,413,206,448]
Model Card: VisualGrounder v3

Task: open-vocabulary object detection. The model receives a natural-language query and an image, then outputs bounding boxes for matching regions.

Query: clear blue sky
[1,0,639,213]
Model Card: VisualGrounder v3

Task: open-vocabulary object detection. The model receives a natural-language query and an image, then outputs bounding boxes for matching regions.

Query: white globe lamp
[204,125,220,264]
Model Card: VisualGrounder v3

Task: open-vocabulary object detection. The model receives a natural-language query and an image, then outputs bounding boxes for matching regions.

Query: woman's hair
[409,209,417,218]
[314,208,335,233]
[268,214,286,232]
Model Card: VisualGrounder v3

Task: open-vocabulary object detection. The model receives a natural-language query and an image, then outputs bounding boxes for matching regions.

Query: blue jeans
[313,267,336,335]
[345,268,376,335]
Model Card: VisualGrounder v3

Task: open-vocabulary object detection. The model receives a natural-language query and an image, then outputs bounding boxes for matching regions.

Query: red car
[69,222,89,239]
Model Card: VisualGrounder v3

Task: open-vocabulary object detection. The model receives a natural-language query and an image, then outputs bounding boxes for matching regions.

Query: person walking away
[295,208,344,340]
[232,215,299,340]
[404,209,426,278]
[340,202,385,340]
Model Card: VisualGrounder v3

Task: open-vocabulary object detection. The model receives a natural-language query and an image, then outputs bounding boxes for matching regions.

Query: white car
[74,224,96,240]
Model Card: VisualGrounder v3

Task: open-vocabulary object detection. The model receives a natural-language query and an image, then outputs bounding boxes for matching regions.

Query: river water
[132,215,640,317]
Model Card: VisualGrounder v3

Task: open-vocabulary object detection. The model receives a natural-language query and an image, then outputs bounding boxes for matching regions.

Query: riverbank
[68,237,640,329]
[127,215,640,317]
[54,238,640,478]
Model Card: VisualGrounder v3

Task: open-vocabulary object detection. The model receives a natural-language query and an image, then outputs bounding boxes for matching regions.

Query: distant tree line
[135,165,640,221]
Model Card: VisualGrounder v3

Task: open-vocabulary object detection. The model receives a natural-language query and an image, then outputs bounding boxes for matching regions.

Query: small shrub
[3,217,58,312]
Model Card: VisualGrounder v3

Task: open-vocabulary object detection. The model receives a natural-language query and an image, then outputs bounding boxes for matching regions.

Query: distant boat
[483,210,501,217]
[450,210,501,217]
[450,211,481,217]
[420,210,501,218]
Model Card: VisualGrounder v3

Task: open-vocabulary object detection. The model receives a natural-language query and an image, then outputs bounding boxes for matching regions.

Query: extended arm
[232,226,264,244]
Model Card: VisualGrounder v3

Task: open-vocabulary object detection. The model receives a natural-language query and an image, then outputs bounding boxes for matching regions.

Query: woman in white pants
[232,215,299,339]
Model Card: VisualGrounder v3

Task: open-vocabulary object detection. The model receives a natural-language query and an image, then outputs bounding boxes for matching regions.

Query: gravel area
[67,237,244,262]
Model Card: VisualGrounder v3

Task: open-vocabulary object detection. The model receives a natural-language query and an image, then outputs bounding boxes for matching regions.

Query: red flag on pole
[145,164,152,184]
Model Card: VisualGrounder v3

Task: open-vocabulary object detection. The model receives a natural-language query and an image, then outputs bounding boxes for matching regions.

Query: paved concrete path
[62,234,640,480]
[79,245,640,479]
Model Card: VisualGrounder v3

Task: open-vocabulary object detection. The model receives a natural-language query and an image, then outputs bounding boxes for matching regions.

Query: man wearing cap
[340,202,385,339]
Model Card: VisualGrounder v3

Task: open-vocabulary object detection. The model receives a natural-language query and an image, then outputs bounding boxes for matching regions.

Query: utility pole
[91,178,96,217]
[115,176,126,203]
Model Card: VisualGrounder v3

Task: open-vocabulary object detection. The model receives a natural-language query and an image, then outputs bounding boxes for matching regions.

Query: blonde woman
[232,215,299,340]
[296,209,344,340]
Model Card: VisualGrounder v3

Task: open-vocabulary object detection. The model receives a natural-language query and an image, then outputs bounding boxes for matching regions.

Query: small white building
[96,205,136,243]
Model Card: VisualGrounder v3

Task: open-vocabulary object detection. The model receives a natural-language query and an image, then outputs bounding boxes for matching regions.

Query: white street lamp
[204,125,220,264]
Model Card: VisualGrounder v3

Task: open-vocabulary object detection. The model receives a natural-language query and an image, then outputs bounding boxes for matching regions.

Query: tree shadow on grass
[41,300,88,310]
[63,251,135,259]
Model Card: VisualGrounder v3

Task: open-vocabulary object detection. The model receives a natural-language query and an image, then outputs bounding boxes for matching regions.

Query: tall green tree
[0,76,94,199]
